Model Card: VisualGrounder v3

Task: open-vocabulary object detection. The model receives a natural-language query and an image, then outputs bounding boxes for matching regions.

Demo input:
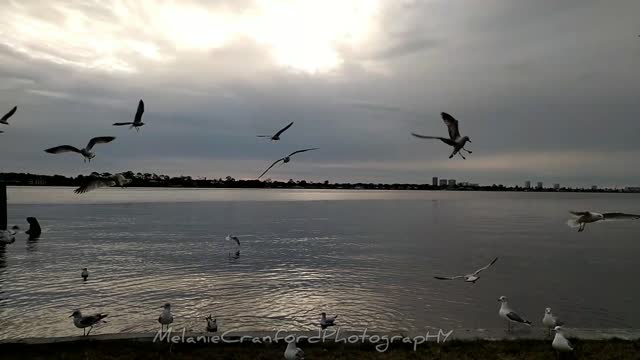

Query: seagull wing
[44,145,82,154]
[569,211,590,217]
[232,236,240,246]
[1,106,17,123]
[134,99,144,124]
[434,275,465,280]
[274,121,294,137]
[506,312,529,324]
[256,135,271,138]
[258,158,284,179]
[411,133,456,146]
[74,178,117,194]
[472,257,498,275]
[80,313,108,326]
[113,122,134,126]
[288,147,319,157]
[602,213,640,221]
[441,112,461,140]
[86,136,116,150]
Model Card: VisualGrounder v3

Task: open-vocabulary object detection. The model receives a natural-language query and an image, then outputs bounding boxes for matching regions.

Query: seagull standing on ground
[257,121,294,141]
[543,307,564,336]
[113,99,145,132]
[320,312,337,329]
[567,211,640,232]
[158,303,174,332]
[412,112,472,159]
[70,310,108,336]
[44,136,116,162]
[498,296,531,332]
[205,315,217,332]
[0,105,17,125]
[81,268,89,281]
[258,148,319,179]
[284,339,305,360]
[434,257,498,283]
[74,173,131,194]
[552,326,574,356]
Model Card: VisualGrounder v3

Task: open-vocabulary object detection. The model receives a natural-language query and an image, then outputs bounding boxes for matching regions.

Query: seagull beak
[69,314,74,318]
[468,139,472,143]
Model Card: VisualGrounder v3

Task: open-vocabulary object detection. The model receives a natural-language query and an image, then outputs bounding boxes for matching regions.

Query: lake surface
[1,187,639,339]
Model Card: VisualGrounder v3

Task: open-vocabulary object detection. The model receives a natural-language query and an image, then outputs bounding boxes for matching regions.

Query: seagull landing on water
[113,99,145,132]
[158,303,174,332]
[44,136,116,162]
[434,257,498,283]
[257,121,294,141]
[543,307,564,336]
[74,174,131,194]
[0,105,17,125]
[498,296,531,332]
[320,312,337,329]
[284,339,305,360]
[205,315,217,332]
[412,112,472,159]
[70,310,108,336]
[552,326,574,354]
[226,234,240,247]
[81,268,89,281]
[567,211,640,232]
[258,148,319,179]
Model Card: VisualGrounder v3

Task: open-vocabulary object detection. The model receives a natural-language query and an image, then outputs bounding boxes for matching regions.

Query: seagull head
[463,136,471,143]
[545,307,552,314]
[70,310,81,318]
[320,312,327,318]
[498,296,508,302]
[82,268,87,271]
[553,326,564,333]
[162,303,171,309]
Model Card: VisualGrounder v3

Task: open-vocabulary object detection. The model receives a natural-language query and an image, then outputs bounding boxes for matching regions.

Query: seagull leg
[83,328,86,336]
[578,223,585,232]
[458,152,466,160]
[463,147,472,154]
[86,326,93,336]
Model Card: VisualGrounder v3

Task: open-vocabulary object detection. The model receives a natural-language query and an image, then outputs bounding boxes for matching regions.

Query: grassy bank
[1,338,639,359]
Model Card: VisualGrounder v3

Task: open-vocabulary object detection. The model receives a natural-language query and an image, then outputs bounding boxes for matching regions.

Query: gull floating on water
[25,217,41,240]
[552,326,574,354]
[567,211,640,232]
[81,268,89,281]
[226,234,240,247]
[498,296,531,332]
[412,112,472,159]
[74,173,131,194]
[543,307,564,336]
[284,339,305,360]
[320,312,337,329]
[113,99,145,132]
[257,121,294,141]
[205,315,217,332]
[70,310,108,336]
[158,303,174,332]
[44,136,116,162]
[0,105,17,125]
[434,257,498,283]
[258,148,319,179]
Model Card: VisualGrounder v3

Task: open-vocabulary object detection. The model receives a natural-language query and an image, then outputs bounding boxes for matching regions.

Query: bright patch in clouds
[1,0,379,74]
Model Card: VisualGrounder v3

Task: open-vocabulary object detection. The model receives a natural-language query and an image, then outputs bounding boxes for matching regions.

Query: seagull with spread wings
[74,173,131,194]
[567,211,640,232]
[412,112,472,159]
[257,121,294,141]
[258,148,319,179]
[113,99,145,131]
[434,257,498,284]
[0,105,17,125]
[44,136,116,162]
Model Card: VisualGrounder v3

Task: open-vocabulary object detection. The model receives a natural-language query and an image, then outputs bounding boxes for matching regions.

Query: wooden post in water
[0,182,6,231]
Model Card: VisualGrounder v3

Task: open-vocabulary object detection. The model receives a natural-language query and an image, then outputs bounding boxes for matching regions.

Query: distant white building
[536,182,543,189]
[525,181,531,189]
[432,177,438,186]
[591,185,598,190]
[448,179,456,186]
[554,183,560,190]
[439,179,448,186]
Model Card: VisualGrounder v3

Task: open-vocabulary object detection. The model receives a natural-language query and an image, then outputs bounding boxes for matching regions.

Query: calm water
[1,187,639,339]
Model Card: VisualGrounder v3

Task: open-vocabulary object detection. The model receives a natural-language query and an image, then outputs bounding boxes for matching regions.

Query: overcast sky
[1,0,639,187]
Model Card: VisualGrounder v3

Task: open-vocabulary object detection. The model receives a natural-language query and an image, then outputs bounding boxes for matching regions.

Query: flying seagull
[70,310,108,336]
[113,99,145,131]
[258,148,319,179]
[257,121,294,141]
[412,112,472,159]
[44,136,116,162]
[552,326,574,354]
[0,106,17,125]
[226,234,240,247]
[498,296,531,332]
[74,174,131,194]
[434,257,498,283]
[567,211,640,232]
[543,307,564,336]
[284,340,305,360]
[205,315,217,332]
[158,303,174,333]
[320,312,337,329]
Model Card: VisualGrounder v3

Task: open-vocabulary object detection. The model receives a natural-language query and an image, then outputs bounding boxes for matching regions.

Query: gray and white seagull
[257,121,294,141]
[434,257,498,283]
[74,173,131,194]
[44,136,116,162]
[258,148,319,179]
[567,211,640,232]
[70,310,108,336]
[113,99,145,132]
[0,105,17,125]
[412,112,472,159]
[498,296,531,332]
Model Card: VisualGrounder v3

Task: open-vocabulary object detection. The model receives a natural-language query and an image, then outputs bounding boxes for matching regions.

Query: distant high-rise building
[432,177,438,186]
[537,182,543,189]
[525,181,531,189]
[439,179,448,186]
[554,183,560,190]
[591,185,598,190]
[448,179,456,186]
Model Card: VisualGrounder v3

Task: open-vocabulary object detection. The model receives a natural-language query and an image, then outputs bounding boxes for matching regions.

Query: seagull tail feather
[566,218,581,228]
